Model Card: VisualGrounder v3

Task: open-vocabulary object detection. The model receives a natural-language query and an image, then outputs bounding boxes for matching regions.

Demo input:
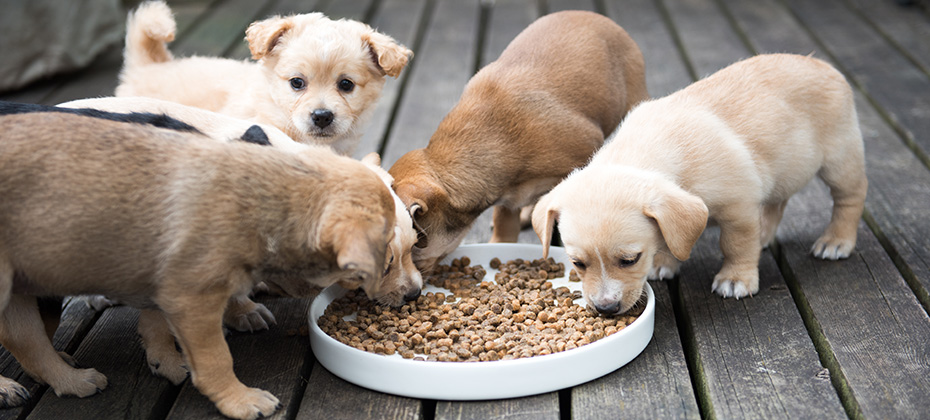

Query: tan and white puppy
[389,11,648,272]
[533,54,868,314]
[0,109,394,419]
[62,97,423,307]
[116,1,412,155]
[56,97,422,383]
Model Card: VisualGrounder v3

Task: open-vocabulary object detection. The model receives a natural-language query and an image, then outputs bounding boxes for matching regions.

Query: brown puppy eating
[533,54,868,315]
[116,1,413,155]
[388,11,648,272]
[0,110,394,419]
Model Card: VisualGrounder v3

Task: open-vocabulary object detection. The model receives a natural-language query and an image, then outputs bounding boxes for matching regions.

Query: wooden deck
[2,0,930,418]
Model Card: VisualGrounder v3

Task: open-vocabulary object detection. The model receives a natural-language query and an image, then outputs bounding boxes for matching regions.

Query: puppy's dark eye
[384,254,394,276]
[619,253,642,268]
[338,78,355,92]
[289,77,306,91]
[571,259,587,271]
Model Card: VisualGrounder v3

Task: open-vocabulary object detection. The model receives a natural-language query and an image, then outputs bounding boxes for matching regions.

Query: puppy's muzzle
[403,288,421,302]
[311,109,334,128]
[593,301,621,315]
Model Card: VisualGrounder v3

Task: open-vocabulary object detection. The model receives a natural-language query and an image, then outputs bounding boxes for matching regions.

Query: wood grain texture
[296,362,423,420]
[782,0,930,159]
[677,232,846,419]
[777,180,930,420]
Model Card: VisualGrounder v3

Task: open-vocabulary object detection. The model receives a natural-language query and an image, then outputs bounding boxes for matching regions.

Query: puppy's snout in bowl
[593,301,621,315]
[311,109,334,128]
[403,288,422,302]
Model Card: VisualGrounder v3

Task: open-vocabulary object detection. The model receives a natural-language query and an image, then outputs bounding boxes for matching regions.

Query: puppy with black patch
[0,109,395,419]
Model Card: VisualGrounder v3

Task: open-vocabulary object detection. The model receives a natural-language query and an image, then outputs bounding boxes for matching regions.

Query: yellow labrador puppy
[534,54,867,314]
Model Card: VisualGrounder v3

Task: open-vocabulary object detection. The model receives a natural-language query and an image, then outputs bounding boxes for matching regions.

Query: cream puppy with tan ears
[116,1,412,155]
[533,54,867,315]
[389,11,648,273]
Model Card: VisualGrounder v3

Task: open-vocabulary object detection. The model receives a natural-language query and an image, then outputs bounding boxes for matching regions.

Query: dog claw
[0,377,30,408]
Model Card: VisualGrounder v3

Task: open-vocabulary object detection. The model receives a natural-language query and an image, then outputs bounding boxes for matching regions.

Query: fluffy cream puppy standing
[116,1,412,155]
[534,54,867,314]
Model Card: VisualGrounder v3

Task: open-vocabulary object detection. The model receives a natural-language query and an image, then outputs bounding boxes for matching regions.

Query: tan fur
[0,112,394,419]
[57,97,422,382]
[388,11,648,272]
[116,1,412,155]
[533,54,868,314]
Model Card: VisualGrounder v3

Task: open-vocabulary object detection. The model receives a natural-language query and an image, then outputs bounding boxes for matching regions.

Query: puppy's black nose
[403,288,421,302]
[311,109,334,128]
[594,301,621,315]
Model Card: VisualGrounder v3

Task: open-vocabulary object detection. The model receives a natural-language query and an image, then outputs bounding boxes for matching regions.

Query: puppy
[116,1,413,155]
[533,54,868,315]
[0,110,395,419]
[55,97,422,381]
[388,11,648,272]
[62,97,423,305]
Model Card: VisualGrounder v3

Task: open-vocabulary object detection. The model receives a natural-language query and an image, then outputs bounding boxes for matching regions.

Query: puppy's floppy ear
[245,15,295,60]
[532,193,559,259]
[361,152,382,167]
[362,31,413,78]
[408,203,428,249]
[643,187,708,261]
[332,223,387,295]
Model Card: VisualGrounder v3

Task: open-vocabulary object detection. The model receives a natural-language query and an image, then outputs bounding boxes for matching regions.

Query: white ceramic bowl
[308,243,655,400]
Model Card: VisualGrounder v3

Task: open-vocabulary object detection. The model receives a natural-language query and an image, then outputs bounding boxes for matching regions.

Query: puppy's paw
[216,387,280,420]
[224,302,276,333]
[648,252,680,280]
[50,368,107,398]
[146,349,189,385]
[0,376,30,408]
[811,235,855,260]
[82,295,120,311]
[711,269,759,299]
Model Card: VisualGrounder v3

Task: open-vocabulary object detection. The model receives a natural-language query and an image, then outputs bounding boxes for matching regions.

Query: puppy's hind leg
[223,294,275,333]
[138,309,188,385]
[812,131,868,260]
[760,200,788,249]
[0,295,107,399]
[490,206,521,243]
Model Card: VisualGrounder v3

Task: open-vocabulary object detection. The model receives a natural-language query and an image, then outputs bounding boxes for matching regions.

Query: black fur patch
[239,125,272,146]
[0,101,203,134]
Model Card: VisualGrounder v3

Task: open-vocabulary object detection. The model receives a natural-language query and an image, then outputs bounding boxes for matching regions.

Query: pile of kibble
[318,256,645,362]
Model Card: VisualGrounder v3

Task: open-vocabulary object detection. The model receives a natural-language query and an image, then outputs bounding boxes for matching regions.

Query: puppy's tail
[123,1,176,69]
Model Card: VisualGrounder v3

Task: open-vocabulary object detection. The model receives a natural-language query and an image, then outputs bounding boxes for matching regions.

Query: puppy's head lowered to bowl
[246,12,412,154]
[389,150,474,274]
[533,166,707,315]
[360,153,424,307]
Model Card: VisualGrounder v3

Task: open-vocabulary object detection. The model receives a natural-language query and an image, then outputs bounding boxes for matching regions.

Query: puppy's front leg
[161,289,279,420]
[712,205,762,299]
[0,295,107,399]
[490,205,521,243]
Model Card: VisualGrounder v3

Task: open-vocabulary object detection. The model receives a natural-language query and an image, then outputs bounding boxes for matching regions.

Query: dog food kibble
[319,256,645,362]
